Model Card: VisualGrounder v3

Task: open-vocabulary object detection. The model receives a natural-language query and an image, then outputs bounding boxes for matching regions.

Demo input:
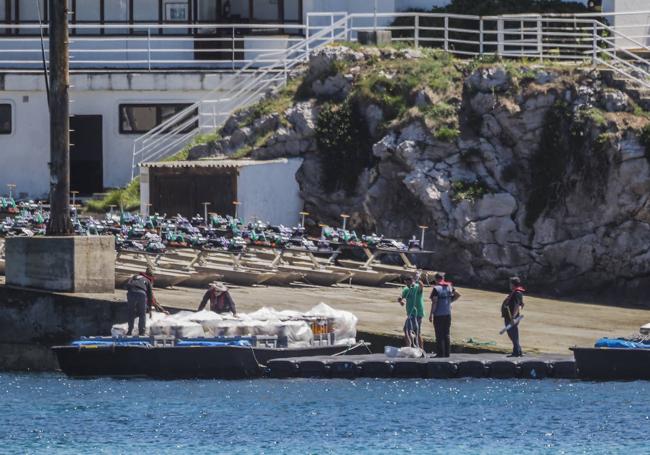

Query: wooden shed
[140,158,303,225]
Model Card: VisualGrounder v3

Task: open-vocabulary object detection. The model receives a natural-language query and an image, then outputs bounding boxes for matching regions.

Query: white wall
[0,84,50,198]
[237,158,303,227]
[603,0,650,48]
[0,72,243,198]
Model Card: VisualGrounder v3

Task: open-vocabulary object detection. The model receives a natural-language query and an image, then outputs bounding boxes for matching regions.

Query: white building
[0,0,634,199]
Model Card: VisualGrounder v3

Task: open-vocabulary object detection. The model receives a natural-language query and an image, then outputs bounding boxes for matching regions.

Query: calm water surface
[0,374,648,454]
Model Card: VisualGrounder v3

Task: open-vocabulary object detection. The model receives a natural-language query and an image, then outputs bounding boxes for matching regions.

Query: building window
[104,0,130,34]
[119,103,196,134]
[0,103,12,134]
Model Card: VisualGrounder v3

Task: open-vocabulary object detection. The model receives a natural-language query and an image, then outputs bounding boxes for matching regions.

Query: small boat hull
[571,347,650,380]
[194,265,274,286]
[248,269,305,286]
[328,266,400,287]
[52,344,369,379]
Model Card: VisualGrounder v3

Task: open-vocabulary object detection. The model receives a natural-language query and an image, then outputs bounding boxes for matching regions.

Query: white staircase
[131,14,349,178]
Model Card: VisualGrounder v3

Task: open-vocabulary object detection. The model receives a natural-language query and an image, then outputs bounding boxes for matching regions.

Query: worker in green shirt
[398,275,425,348]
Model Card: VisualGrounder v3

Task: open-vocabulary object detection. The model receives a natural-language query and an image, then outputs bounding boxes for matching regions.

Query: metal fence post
[444,16,449,51]
[306,14,311,55]
[537,18,543,61]
[232,27,235,70]
[592,20,598,64]
[414,15,419,49]
[147,28,151,71]
[478,17,485,56]
[497,18,504,57]
[521,19,524,56]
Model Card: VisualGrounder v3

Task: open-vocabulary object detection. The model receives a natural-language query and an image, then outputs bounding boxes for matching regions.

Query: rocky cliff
[190,46,650,300]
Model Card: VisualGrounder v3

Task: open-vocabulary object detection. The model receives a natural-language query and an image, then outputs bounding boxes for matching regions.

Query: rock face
[194,46,650,300]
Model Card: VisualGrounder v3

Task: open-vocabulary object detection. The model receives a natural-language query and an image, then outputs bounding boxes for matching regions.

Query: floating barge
[52,337,370,379]
[571,347,650,380]
[267,353,577,380]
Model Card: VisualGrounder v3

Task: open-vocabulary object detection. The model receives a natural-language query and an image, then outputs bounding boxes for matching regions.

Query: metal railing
[0,22,308,70]
[0,10,649,70]
[130,13,348,178]
[340,12,650,86]
[130,10,650,177]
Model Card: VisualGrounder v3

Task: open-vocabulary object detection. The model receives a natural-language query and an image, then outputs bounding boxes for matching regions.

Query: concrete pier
[0,283,128,371]
[267,353,577,380]
[5,236,115,293]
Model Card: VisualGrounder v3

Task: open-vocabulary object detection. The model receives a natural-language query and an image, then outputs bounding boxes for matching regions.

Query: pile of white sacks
[111,303,357,348]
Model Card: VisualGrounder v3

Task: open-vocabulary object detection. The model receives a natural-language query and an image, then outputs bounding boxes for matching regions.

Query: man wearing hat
[126,266,157,336]
[198,282,237,315]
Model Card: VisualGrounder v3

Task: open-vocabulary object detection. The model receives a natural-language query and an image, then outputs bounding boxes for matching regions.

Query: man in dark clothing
[429,273,461,357]
[126,268,155,336]
[198,282,237,315]
[502,276,525,357]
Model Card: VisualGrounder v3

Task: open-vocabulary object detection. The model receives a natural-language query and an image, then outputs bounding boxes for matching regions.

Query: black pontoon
[53,337,370,379]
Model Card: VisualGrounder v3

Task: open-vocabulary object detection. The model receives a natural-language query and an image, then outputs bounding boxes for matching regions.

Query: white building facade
[0,0,632,198]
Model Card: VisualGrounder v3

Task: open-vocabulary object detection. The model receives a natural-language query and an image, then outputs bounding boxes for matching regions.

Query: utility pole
[46,0,73,235]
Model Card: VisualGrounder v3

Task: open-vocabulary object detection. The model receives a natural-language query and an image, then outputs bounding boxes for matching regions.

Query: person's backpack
[127,275,148,294]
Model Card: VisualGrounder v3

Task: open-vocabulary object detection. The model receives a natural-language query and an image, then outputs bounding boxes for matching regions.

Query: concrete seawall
[0,285,128,371]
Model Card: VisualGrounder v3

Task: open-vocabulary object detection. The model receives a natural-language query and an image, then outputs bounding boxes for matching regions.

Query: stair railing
[131,13,349,178]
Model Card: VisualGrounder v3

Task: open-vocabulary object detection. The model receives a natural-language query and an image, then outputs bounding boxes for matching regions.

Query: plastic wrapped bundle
[305,302,358,345]
[278,321,313,348]
[202,319,246,337]
[111,311,168,337]
[149,318,205,338]
[247,307,302,321]
[184,310,224,324]
[200,318,313,347]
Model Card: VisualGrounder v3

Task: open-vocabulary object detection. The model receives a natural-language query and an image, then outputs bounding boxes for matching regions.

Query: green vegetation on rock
[239,78,302,127]
[526,101,611,227]
[163,131,222,162]
[435,126,461,142]
[354,50,460,125]
[315,101,374,193]
[451,179,490,203]
[639,124,650,162]
[86,178,140,213]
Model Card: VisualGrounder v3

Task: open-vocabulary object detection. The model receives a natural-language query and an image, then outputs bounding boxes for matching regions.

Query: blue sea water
[0,374,648,454]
